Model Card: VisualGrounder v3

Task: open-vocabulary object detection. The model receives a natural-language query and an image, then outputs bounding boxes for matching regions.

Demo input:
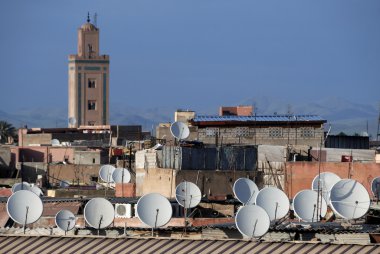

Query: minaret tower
[68,13,109,127]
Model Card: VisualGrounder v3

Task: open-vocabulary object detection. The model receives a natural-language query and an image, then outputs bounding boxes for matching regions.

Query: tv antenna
[136,193,172,237]
[93,13,98,27]
[55,210,76,235]
[255,187,289,221]
[293,190,327,222]
[84,198,115,234]
[233,178,259,205]
[6,190,43,234]
[329,179,370,220]
[235,205,270,238]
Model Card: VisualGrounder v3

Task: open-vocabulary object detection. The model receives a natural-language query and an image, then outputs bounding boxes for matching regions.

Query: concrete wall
[21,162,48,183]
[49,164,101,185]
[197,126,324,147]
[22,134,52,146]
[310,148,375,162]
[74,150,101,164]
[135,149,158,169]
[49,147,75,164]
[285,162,380,199]
[136,168,261,198]
[0,147,11,167]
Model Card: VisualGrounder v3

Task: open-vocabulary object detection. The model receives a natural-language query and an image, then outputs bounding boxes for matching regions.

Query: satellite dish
[312,172,341,203]
[371,176,380,198]
[30,186,43,197]
[68,117,77,126]
[175,181,202,209]
[112,168,131,184]
[136,193,172,228]
[329,179,370,220]
[51,139,60,146]
[6,190,43,225]
[11,182,31,193]
[170,121,190,140]
[99,165,115,183]
[235,205,270,238]
[55,209,76,232]
[293,190,327,222]
[84,198,115,229]
[59,180,70,188]
[233,178,259,205]
[255,187,289,221]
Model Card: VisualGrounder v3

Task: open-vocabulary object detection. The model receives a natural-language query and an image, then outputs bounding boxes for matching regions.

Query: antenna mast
[94,13,98,27]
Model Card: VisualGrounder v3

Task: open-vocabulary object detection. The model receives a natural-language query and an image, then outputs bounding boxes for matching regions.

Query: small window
[269,127,282,138]
[88,79,96,88]
[88,121,96,126]
[88,100,96,110]
[300,127,314,138]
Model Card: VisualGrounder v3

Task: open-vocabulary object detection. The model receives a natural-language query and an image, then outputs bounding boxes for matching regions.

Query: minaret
[68,13,110,127]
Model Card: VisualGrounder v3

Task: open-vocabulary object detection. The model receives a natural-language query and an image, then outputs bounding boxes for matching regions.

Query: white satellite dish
[84,198,115,229]
[312,172,341,203]
[371,176,380,198]
[175,181,202,209]
[170,121,190,140]
[7,190,43,225]
[99,165,116,183]
[30,186,43,197]
[68,117,77,126]
[255,187,289,221]
[55,209,76,233]
[293,190,327,222]
[233,178,259,205]
[329,179,370,220]
[112,168,131,184]
[136,193,172,228]
[235,205,270,238]
[51,139,60,146]
[59,180,70,188]
[11,182,31,193]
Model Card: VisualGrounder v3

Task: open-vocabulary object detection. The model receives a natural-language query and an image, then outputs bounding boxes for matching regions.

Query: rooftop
[192,114,327,123]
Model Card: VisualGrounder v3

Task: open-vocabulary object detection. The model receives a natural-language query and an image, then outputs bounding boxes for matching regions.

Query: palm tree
[0,121,16,144]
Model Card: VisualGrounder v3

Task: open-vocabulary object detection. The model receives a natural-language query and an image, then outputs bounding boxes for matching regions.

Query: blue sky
[0,1,379,120]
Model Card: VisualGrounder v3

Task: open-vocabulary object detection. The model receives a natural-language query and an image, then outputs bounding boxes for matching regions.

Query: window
[88,100,96,110]
[88,121,96,126]
[235,127,250,137]
[300,127,314,138]
[205,128,217,137]
[269,127,282,138]
[88,79,96,88]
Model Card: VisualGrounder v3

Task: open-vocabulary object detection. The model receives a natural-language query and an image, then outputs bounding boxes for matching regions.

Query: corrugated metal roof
[0,235,378,254]
[193,115,326,122]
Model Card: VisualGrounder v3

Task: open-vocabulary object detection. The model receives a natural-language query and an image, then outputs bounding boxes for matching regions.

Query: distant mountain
[1,97,378,138]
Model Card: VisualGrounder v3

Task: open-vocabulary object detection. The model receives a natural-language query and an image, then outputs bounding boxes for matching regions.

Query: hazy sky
[0,0,379,115]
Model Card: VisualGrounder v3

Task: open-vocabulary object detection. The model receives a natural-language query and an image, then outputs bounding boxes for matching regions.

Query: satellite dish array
[233,178,289,238]
[6,178,202,235]
[233,173,374,238]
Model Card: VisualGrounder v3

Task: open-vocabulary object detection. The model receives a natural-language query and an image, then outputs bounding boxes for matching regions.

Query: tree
[0,121,16,144]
